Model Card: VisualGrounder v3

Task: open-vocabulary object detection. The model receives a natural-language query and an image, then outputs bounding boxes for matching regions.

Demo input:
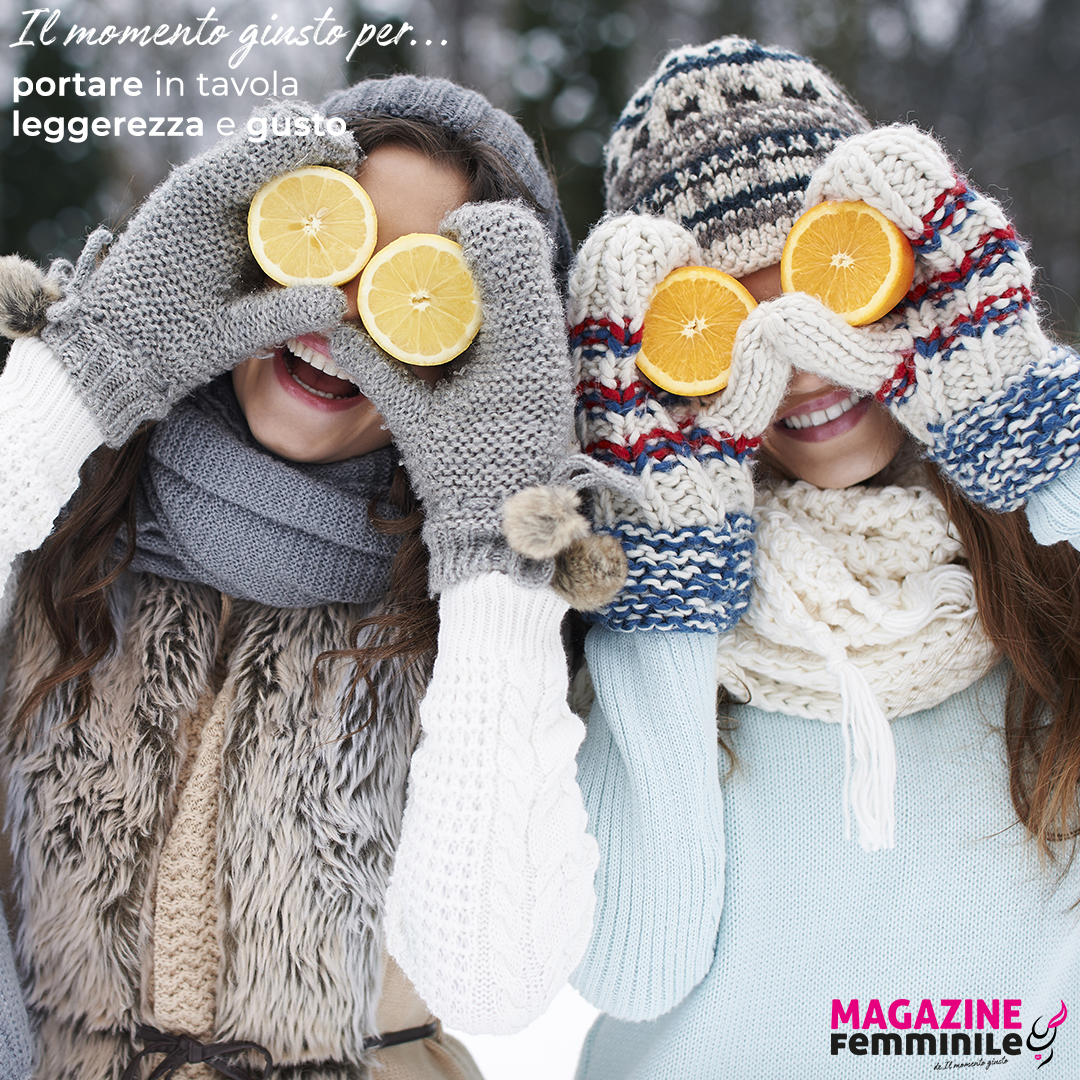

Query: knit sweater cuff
[385,572,597,1033]
[423,520,552,596]
[572,628,725,1020]
[1025,457,1080,547]
[0,337,104,570]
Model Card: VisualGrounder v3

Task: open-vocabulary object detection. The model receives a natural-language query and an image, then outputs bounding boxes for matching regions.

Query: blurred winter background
[0,0,1076,1072]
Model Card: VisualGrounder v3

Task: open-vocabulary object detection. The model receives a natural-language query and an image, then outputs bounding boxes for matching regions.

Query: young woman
[566,37,1080,1077]
[0,75,598,1079]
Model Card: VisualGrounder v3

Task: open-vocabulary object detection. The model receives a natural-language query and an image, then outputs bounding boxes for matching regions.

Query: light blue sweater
[571,472,1080,1079]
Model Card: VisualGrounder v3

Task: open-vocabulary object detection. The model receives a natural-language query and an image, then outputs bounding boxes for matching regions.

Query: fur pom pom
[0,256,60,339]
[552,534,628,611]
[503,485,591,560]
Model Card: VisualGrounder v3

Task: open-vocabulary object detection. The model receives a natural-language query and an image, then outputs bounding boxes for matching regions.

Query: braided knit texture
[330,201,575,594]
[604,36,870,276]
[384,574,597,1033]
[718,475,999,720]
[569,214,788,631]
[744,124,1080,511]
[40,102,354,447]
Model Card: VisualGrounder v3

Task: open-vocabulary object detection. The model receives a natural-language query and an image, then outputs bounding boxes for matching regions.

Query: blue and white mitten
[743,124,1080,511]
[570,213,789,632]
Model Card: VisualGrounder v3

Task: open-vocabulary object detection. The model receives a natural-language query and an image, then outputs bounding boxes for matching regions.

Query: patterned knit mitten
[38,102,355,447]
[570,213,789,632]
[329,200,576,595]
[740,124,1080,510]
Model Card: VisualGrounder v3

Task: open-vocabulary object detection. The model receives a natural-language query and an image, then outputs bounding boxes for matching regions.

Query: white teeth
[286,337,354,383]
[781,391,861,429]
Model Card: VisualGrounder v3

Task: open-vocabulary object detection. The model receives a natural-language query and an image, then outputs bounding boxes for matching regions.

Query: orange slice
[781,200,915,325]
[637,266,758,396]
[358,233,481,366]
[248,166,377,286]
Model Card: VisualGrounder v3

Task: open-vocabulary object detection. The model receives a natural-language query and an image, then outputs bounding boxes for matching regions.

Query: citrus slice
[637,266,758,396]
[248,166,377,287]
[358,233,481,366]
[780,200,915,325]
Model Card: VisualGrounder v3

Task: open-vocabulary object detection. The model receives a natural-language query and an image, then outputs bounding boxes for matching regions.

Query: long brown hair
[15,114,551,730]
[929,468,1080,864]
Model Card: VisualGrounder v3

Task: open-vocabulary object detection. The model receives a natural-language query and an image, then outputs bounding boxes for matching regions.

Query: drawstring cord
[120,1026,272,1080]
[123,1020,440,1078]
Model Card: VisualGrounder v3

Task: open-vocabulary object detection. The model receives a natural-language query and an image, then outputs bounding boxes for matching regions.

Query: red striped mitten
[570,213,788,632]
[742,124,1080,510]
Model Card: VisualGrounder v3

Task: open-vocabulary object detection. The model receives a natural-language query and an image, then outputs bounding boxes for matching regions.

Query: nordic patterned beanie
[605,37,871,276]
[323,75,573,279]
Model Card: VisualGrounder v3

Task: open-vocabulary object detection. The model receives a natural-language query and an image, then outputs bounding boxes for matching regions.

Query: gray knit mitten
[739,124,1080,510]
[329,201,575,595]
[40,102,357,447]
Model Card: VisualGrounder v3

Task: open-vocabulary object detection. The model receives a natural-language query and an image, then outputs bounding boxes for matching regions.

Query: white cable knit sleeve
[384,571,598,1035]
[0,338,104,637]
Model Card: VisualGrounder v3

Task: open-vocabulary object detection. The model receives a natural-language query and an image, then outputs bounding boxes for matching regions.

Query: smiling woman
[568,35,1080,1080]
[735,261,906,488]
[0,76,595,1080]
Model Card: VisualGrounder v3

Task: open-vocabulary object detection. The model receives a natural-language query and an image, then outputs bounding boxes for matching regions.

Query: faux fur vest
[0,570,430,1080]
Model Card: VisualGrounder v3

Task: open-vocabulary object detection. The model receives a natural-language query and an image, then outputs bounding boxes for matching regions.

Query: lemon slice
[247,166,377,286]
[358,233,482,366]
[637,266,758,396]
[781,200,915,325]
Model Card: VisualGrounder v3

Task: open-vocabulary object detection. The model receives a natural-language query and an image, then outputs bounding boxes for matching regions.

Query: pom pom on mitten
[502,486,628,611]
[0,257,61,339]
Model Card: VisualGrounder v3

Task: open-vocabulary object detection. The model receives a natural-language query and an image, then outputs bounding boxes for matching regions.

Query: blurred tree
[508,0,636,245]
[856,0,1080,340]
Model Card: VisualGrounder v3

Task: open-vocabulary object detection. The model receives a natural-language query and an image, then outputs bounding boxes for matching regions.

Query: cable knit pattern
[743,125,1080,511]
[569,213,788,631]
[151,687,227,1046]
[0,338,103,600]
[384,572,598,1033]
[330,201,575,594]
[40,102,353,447]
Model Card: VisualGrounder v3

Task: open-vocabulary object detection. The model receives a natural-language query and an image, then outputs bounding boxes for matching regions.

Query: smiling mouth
[780,390,862,429]
[772,388,872,443]
[282,337,360,400]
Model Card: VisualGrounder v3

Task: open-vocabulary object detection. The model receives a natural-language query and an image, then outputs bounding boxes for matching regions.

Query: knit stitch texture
[569,213,788,631]
[740,125,1080,510]
[604,37,870,276]
[330,201,576,595]
[40,101,353,447]
[385,572,598,1033]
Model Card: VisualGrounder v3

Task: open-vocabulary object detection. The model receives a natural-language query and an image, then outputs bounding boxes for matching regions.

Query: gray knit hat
[605,37,871,277]
[323,75,572,279]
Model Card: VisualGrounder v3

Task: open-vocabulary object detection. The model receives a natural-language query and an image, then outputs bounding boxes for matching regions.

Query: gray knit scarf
[125,376,404,607]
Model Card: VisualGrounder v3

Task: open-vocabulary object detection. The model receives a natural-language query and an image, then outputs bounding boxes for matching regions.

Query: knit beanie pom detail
[605,37,871,277]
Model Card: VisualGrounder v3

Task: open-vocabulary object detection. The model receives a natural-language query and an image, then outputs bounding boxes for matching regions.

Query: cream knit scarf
[716,471,1000,852]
